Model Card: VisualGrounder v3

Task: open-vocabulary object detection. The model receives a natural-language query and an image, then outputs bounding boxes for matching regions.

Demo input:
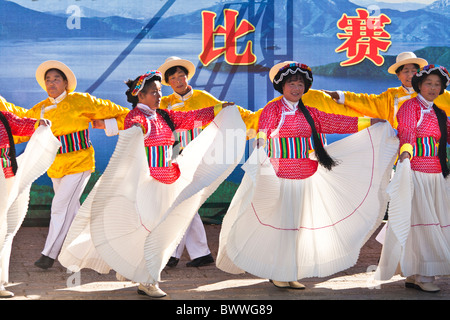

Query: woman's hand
[370,118,386,125]
[398,151,411,163]
[322,90,340,101]
[222,102,234,108]
[39,119,51,126]
[92,119,106,129]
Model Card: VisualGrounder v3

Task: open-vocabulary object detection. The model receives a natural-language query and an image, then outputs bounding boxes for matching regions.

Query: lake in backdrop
[0,36,440,184]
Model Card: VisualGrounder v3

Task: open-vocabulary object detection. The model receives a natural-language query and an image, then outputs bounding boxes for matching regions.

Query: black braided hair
[0,111,18,175]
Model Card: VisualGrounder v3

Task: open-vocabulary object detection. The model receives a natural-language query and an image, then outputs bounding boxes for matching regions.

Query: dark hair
[432,105,449,178]
[164,66,189,84]
[298,100,337,170]
[44,68,68,81]
[395,63,419,75]
[412,69,447,95]
[125,74,162,108]
[0,112,18,175]
[272,65,313,95]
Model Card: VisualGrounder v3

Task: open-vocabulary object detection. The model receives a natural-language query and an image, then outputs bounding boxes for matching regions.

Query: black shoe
[166,257,179,268]
[186,253,214,267]
[34,255,54,269]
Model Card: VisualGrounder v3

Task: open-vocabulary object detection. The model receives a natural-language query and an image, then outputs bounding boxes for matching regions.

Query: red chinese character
[199,9,257,66]
[336,8,392,67]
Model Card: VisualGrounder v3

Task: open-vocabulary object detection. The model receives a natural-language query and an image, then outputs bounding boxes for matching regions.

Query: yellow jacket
[26,92,130,178]
[160,88,361,139]
[342,87,450,129]
[0,95,30,144]
[160,89,262,139]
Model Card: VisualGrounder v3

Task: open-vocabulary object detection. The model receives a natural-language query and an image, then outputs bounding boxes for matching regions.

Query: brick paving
[4,223,450,301]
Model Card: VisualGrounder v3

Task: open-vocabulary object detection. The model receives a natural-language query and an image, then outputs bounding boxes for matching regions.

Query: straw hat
[157,56,196,86]
[36,60,77,92]
[387,52,428,74]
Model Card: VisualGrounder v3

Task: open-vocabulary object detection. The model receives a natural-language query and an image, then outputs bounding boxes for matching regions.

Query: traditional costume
[59,70,246,293]
[375,65,450,293]
[0,112,60,297]
[26,60,130,267]
[334,52,450,128]
[0,95,30,144]
[217,62,398,284]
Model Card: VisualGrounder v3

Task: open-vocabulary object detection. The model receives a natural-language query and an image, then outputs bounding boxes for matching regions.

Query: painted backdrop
[0,0,448,223]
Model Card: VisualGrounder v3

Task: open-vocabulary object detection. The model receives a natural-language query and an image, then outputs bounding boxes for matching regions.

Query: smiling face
[418,74,443,102]
[396,63,418,88]
[282,75,305,103]
[167,67,190,95]
[138,80,162,110]
[45,69,68,98]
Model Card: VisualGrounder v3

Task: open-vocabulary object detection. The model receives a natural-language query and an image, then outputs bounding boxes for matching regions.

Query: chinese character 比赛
[336,8,392,67]
[199,9,257,66]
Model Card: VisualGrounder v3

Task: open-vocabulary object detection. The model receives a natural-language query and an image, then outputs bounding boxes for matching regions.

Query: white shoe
[0,285,14,298]
[137,283,167,298]
[270,280,305,290]
[413,281,440,293]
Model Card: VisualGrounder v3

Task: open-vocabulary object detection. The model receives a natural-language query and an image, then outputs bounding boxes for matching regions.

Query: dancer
[59,70,246,298]
[25,60,130,270]
[217,61,398,289]
[1,111,59,298]
[158,56,263,268]
[375,65,450,293]
[324,52,450,128]
[0,96,31,144]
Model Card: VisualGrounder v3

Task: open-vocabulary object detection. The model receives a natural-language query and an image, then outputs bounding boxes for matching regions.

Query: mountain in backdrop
[313,46,450,78]
[0,0,449,42]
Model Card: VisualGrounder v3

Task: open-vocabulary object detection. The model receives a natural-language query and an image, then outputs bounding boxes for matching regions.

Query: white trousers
[0,178,14,285]
[172,213,211,260]
[41,171,91,259]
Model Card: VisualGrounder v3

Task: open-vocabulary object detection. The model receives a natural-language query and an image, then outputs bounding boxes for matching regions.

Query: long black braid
[432,104,449,178]
[0,111,18,175]
[297,99,337,170]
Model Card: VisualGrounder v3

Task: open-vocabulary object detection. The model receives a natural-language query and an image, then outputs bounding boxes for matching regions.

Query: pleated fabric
[59,106,246,284]
[375,159,413,281]
[400,171,450,277]
[0,126,60,284]
[217,122,398,281]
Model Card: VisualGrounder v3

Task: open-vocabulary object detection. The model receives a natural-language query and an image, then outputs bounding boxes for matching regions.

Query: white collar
[282,97,298,111]
[402,85,415,94]
[136,103,157,116]
[48,91,67,105]
[173,86,193,102]
[417,94,434,109]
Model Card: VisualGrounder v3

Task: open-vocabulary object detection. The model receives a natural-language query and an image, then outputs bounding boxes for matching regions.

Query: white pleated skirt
[401,171,450,277]
[0,126,60,284]
[217,122,399,281]
[59,106,246,284]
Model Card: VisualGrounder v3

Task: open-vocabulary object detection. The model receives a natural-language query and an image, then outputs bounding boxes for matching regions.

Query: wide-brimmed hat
[157,56,196,86]
[387,52,428,74]
[36,60,77,93]
[270,61,313,93]
[412,64,450,94]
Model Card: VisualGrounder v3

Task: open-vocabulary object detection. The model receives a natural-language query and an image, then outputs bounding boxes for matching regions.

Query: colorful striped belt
[268,137,310,159]
[0,147,11,168]
[176,128,202,148]
[413,137,439,157]
[57,129,92,154]
[145,145,172,167]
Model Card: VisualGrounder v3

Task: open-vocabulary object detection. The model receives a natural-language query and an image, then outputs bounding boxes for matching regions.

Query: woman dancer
[217,61,398,289]
[25,60,130,270]
[1,111,59,298]
[59,70,246,298]
[376,65,450,293]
